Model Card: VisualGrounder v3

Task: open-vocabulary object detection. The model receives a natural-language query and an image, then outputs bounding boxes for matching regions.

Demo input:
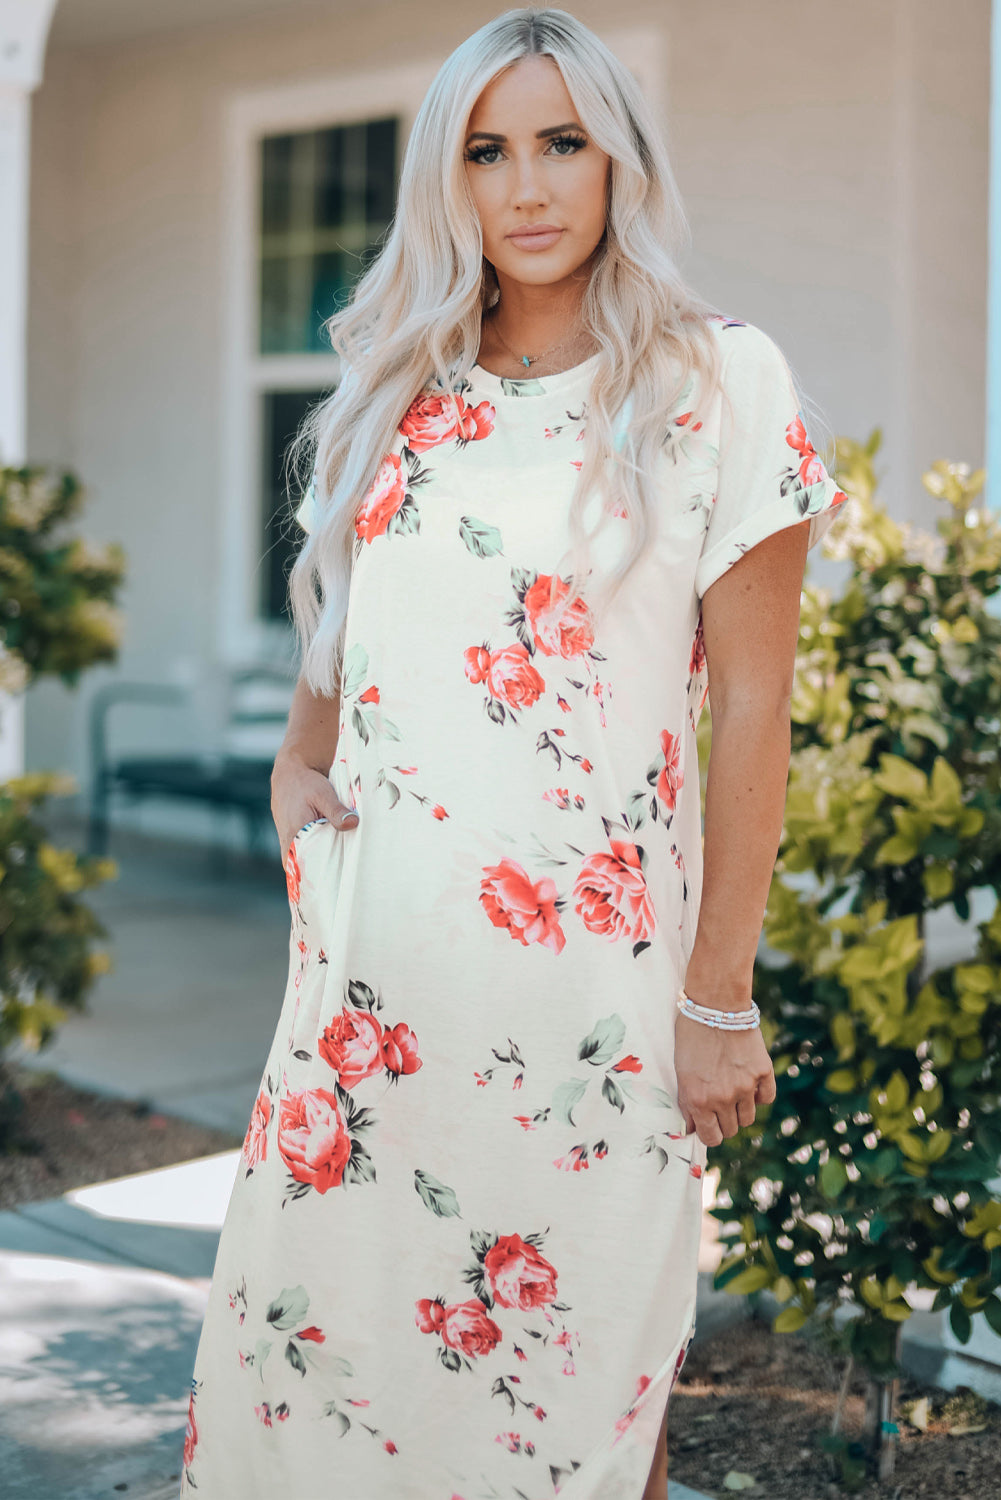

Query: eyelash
[464,132,587,165]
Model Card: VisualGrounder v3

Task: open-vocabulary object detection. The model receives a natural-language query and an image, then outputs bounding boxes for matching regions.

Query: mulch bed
[668,1316,1001,1499]
[0,1063,242,1211]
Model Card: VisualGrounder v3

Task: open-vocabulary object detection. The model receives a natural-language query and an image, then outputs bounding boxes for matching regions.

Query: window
[257,117,400,623]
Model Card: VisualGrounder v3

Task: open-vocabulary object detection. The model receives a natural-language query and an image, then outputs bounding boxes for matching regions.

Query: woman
[181,7,846,1498]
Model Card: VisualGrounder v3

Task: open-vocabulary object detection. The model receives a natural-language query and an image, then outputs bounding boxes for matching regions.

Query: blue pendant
[522,355,531,367]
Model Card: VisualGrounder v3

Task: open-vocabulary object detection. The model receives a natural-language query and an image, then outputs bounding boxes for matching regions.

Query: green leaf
[723,1471,759,1490]
[949,1298,973,1345]
[577,1014,626,1067]
[601,1074,625,1114]
[819,1157,848,1199]
[458,515,504,558]
[414,1169,461,1218]
[266,1286,309,1331]
[725,1264,772,1295]
[773,1305,808,1333]
[285,1339,307,1376]
[982,1294,1001,1337]
[552,1077,588,1126]
[341,643,369,698]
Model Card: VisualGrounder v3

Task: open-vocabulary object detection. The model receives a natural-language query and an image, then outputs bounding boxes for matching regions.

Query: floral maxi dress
[182,316,846,1499]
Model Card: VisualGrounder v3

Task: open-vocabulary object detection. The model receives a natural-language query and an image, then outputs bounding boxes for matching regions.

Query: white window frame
[217,30,665,666]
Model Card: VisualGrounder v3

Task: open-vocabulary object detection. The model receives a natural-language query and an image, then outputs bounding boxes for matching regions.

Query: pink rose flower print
[380,1022,423,1078]
[483,1234,559,1311]
[277,1087,352,1193]
[241,1089,271,1170]
[523,574,595,659]
[355,452,406,543]
[656,729,684,814]
[572,839,656,945]
[318,1009,386,1090]
[480,857,566,954]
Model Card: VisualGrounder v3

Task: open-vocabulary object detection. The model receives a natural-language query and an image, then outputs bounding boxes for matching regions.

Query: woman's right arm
[272,675,359,865]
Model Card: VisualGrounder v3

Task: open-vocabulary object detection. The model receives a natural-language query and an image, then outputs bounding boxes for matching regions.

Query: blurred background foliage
[0,464,123,1136]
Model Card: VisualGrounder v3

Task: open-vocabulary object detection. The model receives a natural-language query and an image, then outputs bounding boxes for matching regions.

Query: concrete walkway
[4,821,721,1499]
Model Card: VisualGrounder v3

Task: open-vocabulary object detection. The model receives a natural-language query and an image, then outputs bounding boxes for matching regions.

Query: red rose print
[572,839,656,944]
[414,1297,446,1334]
[483,1233,558,1311]
[480,858,566,955]
[785,412,813,457]
[611,1055,642,1073]
[399,392,463,452]
[457,398,495,443]
[183,1392,197,1469]
[358,684,380,704]
[255,1402,273,1428]
[384,1440,398,1455]
[485,644,545,710]
[657,729,684,813]
[285,842,303,905]
[318,1009,385,1089]
[355,452,406,543]
[295,1325,326,1343]
[463,645,491,684]
[523,574,595,658]
[381,1021,423,1077]
[440,1299,503,1359]
[242,1090,271,1169]
[431,804,448,820]
[277,1086,351,1193]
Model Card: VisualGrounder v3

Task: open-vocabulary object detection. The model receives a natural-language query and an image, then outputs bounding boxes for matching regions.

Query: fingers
[681,1094,760,1147]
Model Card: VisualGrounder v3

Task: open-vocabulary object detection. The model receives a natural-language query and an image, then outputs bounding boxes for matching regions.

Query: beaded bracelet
[676,986,761,1031]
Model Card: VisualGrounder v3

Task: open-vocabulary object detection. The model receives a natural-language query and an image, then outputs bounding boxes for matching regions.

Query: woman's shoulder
[704,314,791,380]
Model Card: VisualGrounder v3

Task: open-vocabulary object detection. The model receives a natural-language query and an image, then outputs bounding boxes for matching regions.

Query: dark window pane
[259,115,398,355]
[261,386,330,622]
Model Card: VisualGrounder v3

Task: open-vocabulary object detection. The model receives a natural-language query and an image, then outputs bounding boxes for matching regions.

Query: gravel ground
[668,1315,1001,1499]
[0,1063,242,1210]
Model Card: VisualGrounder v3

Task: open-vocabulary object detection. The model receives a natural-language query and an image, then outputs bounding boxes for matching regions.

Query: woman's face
[463,53,611,296]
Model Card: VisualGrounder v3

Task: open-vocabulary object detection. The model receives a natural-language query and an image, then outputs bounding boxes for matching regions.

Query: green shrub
[709,436,1001,1444]
[0,464,124,1106]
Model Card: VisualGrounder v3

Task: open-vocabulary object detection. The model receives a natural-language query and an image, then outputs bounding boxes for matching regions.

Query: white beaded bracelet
[676,986,761,1031]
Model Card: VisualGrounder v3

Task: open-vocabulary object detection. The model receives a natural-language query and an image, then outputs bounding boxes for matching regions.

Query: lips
[507,226,564,252]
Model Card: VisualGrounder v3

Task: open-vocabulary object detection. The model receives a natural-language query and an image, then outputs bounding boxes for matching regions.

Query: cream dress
[180,315,846,1499]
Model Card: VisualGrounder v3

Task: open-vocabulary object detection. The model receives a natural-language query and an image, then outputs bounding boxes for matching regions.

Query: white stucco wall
[23,0,990,845]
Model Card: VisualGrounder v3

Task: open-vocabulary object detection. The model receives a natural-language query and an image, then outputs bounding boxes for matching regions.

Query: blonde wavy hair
[288,5,734,699]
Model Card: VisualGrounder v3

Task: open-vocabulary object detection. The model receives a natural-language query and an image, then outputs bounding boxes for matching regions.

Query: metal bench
[87,665,296,864]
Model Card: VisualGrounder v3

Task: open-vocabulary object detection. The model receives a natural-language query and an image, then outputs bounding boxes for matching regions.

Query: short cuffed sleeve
[694,323,847,601]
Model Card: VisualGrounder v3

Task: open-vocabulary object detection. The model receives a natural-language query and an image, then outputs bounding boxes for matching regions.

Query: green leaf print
[601,1074,626,1114]
[552,1077,588,1126]
[577,1014,626,1067]
[323,1404,351,1436]
[285,1339,307,1377]
[266,1286,310,1331]
[328,1356,355,1378]
[351,705,370,744]
[414,1169,462,1218]
[253,1338,273,1379]
[458,515,504,558]
[342,644,369,698]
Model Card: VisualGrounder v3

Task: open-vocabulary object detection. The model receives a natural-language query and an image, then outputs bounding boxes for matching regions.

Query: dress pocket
[287,817,346,953]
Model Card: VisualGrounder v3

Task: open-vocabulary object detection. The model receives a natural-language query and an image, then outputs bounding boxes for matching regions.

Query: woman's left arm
[675,518,811,1146]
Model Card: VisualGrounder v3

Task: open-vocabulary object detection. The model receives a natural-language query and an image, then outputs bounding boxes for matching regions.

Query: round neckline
[468,350,601,398]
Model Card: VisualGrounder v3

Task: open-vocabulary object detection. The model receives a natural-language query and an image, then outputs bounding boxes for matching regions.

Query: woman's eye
[548,134,587,155]
[465,144,502,164]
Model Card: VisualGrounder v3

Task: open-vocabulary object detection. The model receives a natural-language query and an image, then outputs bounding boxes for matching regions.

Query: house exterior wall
[23,0,990,844]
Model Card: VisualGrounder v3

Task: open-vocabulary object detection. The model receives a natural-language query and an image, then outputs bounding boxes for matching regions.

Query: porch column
[0,0,59,778]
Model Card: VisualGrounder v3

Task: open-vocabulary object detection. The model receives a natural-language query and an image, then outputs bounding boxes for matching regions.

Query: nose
[510,151,549,213]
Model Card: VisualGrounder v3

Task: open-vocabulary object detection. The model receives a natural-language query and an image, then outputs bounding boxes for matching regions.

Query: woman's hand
[674,1011,776,1148]
[272,747,359,867]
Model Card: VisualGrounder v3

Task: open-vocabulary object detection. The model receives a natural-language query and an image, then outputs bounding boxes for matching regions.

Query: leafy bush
[0,464,124,1113]
[708,436,1001,1440]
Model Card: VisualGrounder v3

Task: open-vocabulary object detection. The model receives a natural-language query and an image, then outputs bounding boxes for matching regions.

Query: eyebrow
[465,123,584,143]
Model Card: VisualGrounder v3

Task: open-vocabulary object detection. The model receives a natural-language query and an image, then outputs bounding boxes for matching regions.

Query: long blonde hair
[288,5,733,698]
